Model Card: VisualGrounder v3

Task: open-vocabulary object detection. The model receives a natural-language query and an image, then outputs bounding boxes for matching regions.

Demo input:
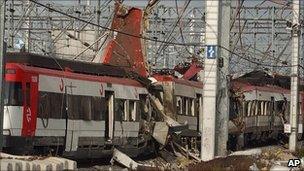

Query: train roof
[5,52,151,87]
[152,74,204,89]
[232,70,304,91]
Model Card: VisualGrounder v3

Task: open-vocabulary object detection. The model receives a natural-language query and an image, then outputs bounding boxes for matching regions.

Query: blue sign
[206,45,217,59]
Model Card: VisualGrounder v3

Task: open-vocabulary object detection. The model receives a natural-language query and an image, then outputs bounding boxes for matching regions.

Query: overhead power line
[29,0,304,71]
[28,0,199,47]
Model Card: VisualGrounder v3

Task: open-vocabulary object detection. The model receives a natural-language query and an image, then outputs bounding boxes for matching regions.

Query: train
[2,52,304,159]
[228,70,304,149]
[3,52,160,159]
[151,65,304,151]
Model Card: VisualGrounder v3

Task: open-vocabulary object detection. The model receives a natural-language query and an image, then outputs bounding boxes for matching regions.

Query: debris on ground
[111,148,152,170]
[0,152,77,171]
[229,148,262,156]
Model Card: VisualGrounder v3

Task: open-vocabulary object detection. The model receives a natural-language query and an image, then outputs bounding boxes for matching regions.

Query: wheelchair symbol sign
[206,45,217,59]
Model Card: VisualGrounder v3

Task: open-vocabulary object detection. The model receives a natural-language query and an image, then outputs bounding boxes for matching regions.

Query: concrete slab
[0,152,77,171]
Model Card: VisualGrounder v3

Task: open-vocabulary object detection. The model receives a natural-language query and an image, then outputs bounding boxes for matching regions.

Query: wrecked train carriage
[229,71,304,149]
[151,71,203,151]
[3,52,159,159]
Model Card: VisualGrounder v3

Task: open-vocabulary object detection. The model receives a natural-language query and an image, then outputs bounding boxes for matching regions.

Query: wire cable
[28,0,197,47]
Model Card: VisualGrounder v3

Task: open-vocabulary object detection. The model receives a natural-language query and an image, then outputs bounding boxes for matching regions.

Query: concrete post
[216,0,231,156]
[201,0,220,161]
[289,0,300,152]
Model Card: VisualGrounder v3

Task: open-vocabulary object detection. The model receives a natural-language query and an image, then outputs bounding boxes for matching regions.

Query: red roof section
[101,3,148,77]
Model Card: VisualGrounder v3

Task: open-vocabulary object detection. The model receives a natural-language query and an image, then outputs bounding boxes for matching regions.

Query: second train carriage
[3,52,156,158]
[151,71,204,151]
[153,69,304,151]
[229,72,304,149]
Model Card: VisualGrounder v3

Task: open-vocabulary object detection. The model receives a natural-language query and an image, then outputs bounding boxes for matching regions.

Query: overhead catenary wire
[152,0,192,64]
[29,0,304,71]
[28,0,197,47]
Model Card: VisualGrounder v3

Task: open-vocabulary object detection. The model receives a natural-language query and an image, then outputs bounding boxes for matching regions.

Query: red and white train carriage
[3,52,154,158]
[151,69,204,151]
[229,71,304,149]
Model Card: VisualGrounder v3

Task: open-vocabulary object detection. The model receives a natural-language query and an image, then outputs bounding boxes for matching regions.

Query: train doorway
[105,91,114,141]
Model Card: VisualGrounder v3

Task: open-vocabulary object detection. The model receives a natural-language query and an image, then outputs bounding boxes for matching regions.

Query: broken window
[182,97,187,115]
[129,100,136,121]
[139,95,149,120]
[176,96,182,115]
[115,99,125,121]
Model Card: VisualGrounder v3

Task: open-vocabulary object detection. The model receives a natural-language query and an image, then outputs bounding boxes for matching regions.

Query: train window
[188,99,194,116]
[4,82,22,106]
[25,83,30,106]
[52,93,64,119]
[195,95,201,117]
[68,95,80,119]
[182,97,187,115]
[139,95,149,120]
[176,96,182,115]
[115,99,125,121]
[38,92,64,119]
[248,101,252,116]
[299,102,302,115]
[81,96,92,121]
[129,101,136,121]
[38,92,50,118]
[92,97,105,121]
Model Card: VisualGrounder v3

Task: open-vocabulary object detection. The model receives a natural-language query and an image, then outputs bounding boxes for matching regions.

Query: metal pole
[271,6,275,72]
[202,0,220,161]
[95,0,101,52]
[289,0,300,152]
[0,0,6,151]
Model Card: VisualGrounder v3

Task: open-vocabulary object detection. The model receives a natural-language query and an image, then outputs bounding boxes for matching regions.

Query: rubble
[111,148,153,170]
[0,152,77,171]
[229,148,262,156]
[269,165,290,171]
[249,163,259,171]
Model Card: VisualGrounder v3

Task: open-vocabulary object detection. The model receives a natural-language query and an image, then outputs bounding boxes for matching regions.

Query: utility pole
[202,0,220,161]
[0,0,6,150]
[25,0,31,52]
[289,0,300,152]
[216,0,231,156]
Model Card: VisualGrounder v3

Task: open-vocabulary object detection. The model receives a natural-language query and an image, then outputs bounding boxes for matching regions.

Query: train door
[21,75,38,137]
[105,91,114,141]
[65,83,79,152]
